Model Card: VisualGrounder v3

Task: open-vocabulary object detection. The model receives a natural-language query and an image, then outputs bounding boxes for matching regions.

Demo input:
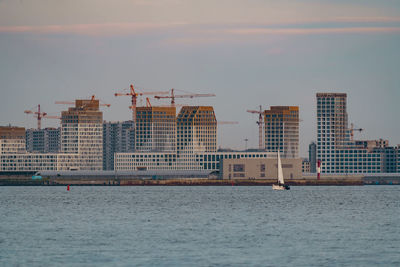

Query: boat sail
[272,151,290,190]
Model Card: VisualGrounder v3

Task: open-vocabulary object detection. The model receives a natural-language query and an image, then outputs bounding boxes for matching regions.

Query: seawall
[0,177,363,186]
[2,172,400,186]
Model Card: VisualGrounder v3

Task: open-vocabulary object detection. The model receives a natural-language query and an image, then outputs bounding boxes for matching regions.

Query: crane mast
[24,104,60,129]
[24,104,46,129]
[114,84,169,124]
[246,105,264,150]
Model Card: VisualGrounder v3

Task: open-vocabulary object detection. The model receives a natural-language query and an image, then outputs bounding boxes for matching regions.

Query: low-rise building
[115,151,276,171]
[220,157,302,180]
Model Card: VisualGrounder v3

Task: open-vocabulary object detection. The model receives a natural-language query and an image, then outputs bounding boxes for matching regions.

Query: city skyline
[1,0,400,156]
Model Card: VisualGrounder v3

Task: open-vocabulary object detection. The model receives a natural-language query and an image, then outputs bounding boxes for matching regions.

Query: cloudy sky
[1,0,399,156]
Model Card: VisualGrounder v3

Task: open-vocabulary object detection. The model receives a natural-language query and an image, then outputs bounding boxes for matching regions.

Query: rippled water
[0,186,399,266]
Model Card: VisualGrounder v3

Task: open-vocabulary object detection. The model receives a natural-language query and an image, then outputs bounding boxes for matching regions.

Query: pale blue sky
[0,0,399,156]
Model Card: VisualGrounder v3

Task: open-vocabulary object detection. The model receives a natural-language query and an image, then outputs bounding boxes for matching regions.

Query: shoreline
[0,177,365,186]
[2,174,399,186]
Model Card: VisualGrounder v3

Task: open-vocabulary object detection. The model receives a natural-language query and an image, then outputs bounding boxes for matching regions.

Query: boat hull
[272,184,290,190]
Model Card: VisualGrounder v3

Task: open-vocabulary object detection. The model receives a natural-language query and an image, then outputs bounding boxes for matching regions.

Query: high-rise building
[135,106,176,152]
[103,121,135,170]
[60,99,103,170]
[264,106,299,158]
[317,93,345,173]
[316,93,382,173]
[26,128,60,153]
[177,106,217,153]
[115,105,222,171]
[309,142,317,173]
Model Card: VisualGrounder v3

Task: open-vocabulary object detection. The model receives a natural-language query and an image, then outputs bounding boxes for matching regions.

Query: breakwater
[0,177,363,186]
[2,171,400,186]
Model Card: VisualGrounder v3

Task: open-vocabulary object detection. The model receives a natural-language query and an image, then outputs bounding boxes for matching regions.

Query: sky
[0,0,399,156]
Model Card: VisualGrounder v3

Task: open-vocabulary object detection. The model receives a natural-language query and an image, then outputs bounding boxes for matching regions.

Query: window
[233,164,245,172]
[260,164,265,172]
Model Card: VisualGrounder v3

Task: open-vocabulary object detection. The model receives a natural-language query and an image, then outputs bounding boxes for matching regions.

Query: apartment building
[103,121,135,170]
[26,128,60,153]
[316,93,382,174]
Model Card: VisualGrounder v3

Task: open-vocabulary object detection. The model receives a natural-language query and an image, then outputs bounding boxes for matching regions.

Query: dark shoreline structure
[1,171,399,186]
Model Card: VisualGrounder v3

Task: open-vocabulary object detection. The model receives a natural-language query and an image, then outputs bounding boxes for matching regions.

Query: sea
[0,186,399,266]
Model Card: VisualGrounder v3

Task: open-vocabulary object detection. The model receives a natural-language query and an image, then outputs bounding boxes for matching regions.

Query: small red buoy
[67,185,70,191]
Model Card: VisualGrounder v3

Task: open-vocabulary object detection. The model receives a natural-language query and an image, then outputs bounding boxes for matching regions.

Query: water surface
[1,186,399,266]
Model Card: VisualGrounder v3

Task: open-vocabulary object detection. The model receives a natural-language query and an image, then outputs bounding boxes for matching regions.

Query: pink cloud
[163,36,229,45]
[333,16,400,23]
[0,22,187,36]
[227,27,400,35]
[1,20,400,38]
[162,26,400,47]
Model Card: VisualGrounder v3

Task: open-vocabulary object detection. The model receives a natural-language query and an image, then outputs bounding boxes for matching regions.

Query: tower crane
[153,88,216,106]
[55,95,111,108]
[24,105,60,129]
[146,97,152,108]
[114,84,168,124]
[246,105,264,150]
[350,123,363,141]
[90,94,111,107]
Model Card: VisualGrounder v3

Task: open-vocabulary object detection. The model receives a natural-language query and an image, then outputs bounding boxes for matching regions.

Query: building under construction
[135,106,177,152]
[177,106,217,153]
[114,105,280,171]
[0,126,26,155]
[59,99,103,170]
[0,98,104,172]
[3,88,400,175]
[264,106,299,158]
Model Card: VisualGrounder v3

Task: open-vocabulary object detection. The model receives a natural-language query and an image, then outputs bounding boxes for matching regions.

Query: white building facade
[1,99,103,172]
[115,151,275,171]
[316,93,382,174]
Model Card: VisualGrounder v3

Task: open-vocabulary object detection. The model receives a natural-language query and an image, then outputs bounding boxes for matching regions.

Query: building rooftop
[0,126,25,139]
[316,93,347,97]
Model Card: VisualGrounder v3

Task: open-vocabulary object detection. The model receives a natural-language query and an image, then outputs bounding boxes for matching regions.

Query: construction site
[0,85,399,185]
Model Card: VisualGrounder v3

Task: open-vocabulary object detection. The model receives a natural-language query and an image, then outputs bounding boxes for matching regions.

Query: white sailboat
[272,151,290,190]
